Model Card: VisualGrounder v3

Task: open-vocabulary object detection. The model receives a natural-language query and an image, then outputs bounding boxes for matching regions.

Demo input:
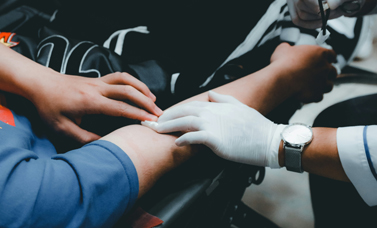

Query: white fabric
[103,26,149,56]
[337,126,377,206]
[142,91,285,168]
[316,29,331,45]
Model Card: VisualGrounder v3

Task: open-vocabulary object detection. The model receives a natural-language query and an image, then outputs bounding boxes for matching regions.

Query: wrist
[269,61,301,96]
[25,68,61,105]
[278,139,285,167]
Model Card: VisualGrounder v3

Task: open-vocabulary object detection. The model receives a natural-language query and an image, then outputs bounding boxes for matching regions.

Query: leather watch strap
[285,145,304,173]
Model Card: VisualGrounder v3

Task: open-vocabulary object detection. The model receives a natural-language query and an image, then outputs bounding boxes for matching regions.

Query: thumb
[57,118,101,144]
[208,91,242,105]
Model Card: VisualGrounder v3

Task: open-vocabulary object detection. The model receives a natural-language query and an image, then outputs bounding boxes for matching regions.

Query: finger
[291,10,323,29]
[325,49,337,63]
[99,98,158,121]
[156,116,204,133]
[208,91,243,105]
[296,1,321,20]
[302,0,321,11]
[104,85,163,116]
[55,117,101,144]
[101,72,156,101]
[175,131,210,147]
[294,1,323,26]
[297,10,322,20]
[327,0,345,10]
[324,81,334,93]
[158,104,206,123]
[328,8,346,19]
[328,65,338,81]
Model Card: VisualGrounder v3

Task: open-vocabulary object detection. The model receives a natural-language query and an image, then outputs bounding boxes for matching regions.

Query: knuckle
[117,104,132,117]
[112,71,122,78]
[79,134,92,144]
[119,72,132,80]
[187,116,198,131]
[123,85,135,94]
[190,101,201,106]
[199,110,211,118]
[145,99,155,110]
[54,121,67,134]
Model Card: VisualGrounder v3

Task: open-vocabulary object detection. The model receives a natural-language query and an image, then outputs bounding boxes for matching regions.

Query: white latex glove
[287,0,364,29]
[142,91,286,168]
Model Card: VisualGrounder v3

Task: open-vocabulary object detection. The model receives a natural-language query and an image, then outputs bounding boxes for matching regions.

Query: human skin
[0,44,162,143]
[101,43,338,197]
[278,128,349,182]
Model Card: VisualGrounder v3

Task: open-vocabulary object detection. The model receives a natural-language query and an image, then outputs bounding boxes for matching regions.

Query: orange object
[126,207,164,228]
[0,32,19,48]
[0,105,15,126]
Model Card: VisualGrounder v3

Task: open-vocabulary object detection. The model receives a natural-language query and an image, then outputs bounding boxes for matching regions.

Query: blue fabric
[0,111,139,227]
[363,126,377,182]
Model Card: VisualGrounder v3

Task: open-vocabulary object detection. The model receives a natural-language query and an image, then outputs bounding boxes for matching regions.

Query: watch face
[281,124,313,145]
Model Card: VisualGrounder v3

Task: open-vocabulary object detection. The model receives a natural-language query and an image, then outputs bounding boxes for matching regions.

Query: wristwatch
[281,123,313,173]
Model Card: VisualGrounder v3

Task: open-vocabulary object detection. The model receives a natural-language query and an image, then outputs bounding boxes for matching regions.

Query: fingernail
[149,92,156,101]
[146,114,158,122]
[154,106,163,116]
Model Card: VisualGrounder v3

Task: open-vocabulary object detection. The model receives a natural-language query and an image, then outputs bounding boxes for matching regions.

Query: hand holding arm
[102,42,339,196]
[147,91,349,182]
[0,44,162,143]
[144,91,285,168]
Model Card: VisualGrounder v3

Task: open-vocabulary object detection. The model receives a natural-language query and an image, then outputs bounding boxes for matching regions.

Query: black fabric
[50,0,276,102]
[311,93,377,228]
[53,0,274,74]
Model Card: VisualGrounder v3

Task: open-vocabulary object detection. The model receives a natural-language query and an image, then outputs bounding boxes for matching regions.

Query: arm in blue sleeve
[0,119,138,228]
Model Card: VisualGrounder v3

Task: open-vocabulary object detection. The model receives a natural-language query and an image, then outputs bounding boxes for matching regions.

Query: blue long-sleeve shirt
[0,110,139,227]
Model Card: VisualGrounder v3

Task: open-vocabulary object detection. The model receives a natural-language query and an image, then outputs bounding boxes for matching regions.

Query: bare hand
[32,72,162,144]
[270,43,337,103]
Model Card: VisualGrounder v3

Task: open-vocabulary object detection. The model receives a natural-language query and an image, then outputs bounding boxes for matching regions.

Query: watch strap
[285,145,304,173]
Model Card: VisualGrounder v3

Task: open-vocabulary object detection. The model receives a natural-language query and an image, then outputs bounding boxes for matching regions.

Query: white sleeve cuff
[337,126,377,206]
[268,124,287,169]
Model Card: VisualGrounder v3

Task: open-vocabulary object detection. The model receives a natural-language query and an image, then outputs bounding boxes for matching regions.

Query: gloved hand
[142,91,286,168]
[287,0,365,29]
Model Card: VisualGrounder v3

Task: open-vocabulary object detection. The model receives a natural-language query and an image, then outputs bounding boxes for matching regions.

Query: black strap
[318,0,331,35]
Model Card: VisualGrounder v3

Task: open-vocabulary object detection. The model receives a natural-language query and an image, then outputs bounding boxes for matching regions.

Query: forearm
[102,125,199,198]
[278,127,350,182]
[173,61,296,115]
[102,61,298,197]
[0,44,57,100]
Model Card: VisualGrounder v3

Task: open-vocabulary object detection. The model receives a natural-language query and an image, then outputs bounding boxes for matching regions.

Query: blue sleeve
[0,117,139,228]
